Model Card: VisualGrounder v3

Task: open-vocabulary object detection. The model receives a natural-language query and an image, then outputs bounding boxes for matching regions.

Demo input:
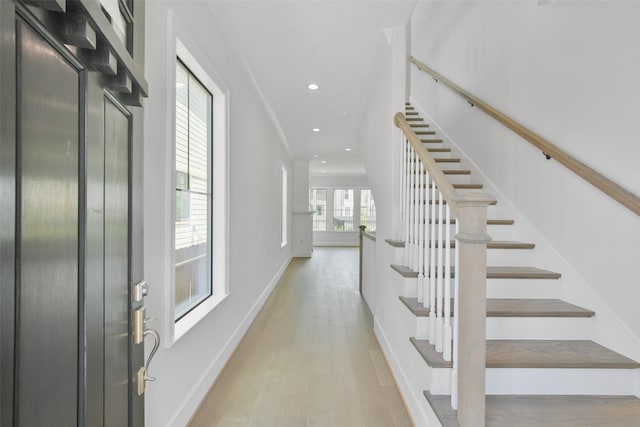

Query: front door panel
[104,96,131,427]
[16,17,80,426]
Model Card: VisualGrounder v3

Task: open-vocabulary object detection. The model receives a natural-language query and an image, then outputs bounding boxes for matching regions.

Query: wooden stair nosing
[385,238,404,248]
[414,199,498,206]
[425,392,640,427]
[427,148,451,153]
[410,337,453,368]
[390,264,561,280]
[411,338,640,369]
[443,169,471,175]
[415,130,436,135]
[387,240,533,250]
[414,183,483,190]
[421,139,443,143]
[427,183,483,189]
[427,219,514,225]
[428,240,533,249]
[399,296,595,318]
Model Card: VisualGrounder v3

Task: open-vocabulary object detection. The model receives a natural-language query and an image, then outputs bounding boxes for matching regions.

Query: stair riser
[487,279,560,299]
[396,274,560,300]
[486,317,591,340]
[411,316,590,341]
[403,248,533,265]
[486,368,638,395]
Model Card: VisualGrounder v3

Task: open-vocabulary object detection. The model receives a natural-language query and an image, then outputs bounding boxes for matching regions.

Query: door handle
[143,328,160,381]
[137,328,160,396]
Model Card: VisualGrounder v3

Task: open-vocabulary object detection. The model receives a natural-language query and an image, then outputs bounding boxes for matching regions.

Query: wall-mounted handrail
[409,56,640,216]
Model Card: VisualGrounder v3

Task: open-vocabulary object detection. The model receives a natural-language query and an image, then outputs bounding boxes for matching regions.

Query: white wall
[355,27,442,425]
[143,2,292,425]
[310,174,370,246]
[410,1,640,358]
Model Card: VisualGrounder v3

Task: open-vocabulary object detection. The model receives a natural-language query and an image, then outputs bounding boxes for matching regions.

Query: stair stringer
[409,97,640,372]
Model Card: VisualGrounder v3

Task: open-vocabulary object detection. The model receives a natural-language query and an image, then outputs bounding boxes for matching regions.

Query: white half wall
[143,2,293,426]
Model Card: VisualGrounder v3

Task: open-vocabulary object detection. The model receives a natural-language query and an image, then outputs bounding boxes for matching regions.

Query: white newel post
[454,192,494,427]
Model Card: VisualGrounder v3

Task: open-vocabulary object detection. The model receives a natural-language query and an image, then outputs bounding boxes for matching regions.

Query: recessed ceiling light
[313,154,319,158]
[308,83,319,90]
[312,128,320,132]
[321,160,326,164]
[345,148,352,152]
[321,170,326,173]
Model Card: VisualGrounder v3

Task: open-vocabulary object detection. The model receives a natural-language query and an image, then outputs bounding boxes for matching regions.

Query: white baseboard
[166,257,292,427]
[374,317,440,427]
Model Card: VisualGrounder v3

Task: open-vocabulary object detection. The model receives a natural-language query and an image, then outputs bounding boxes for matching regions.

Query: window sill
[170,290,230,346]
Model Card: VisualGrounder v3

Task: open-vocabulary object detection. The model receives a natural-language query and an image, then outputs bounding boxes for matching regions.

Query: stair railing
[395,112,495,427]
[409,56,640,217]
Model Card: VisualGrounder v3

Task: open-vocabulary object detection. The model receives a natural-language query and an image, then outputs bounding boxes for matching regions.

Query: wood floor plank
[188,248,412,427]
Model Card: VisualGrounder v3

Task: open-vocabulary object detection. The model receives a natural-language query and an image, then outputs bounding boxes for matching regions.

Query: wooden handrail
[409,56,640,216]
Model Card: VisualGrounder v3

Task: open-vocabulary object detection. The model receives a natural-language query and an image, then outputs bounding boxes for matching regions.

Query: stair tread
[425,392,640,427]
[391,265,561,279]
[427,219,513,225]
[421,138,443,143]
[399,296,595,318]
[442,169,471,175]
[411,338,639,369]
[388,240,533,250]
[427,148,451,153]
[486,340,640,369]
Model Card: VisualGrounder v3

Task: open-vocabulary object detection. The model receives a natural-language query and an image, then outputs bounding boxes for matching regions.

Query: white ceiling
[213,0,416,176]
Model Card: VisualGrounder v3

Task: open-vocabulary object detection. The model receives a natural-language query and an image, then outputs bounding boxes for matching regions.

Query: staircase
[384,103,640,426]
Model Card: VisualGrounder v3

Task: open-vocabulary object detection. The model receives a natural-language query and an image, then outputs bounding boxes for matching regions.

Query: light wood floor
[188,247,413,427]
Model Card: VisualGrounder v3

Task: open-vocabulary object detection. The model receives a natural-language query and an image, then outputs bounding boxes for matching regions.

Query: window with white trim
[359,189,376,230]
[174,60,212,320]
[281,165,287,247]
[169,38,230,342]
[333,188,354,231]
[309,188,327,231]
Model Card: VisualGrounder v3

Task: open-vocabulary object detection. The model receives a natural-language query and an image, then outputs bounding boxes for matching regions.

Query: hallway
[188,247,412,427]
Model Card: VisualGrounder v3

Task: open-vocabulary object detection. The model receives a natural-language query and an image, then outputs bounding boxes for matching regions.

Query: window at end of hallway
[360,189,376,231]
[309,188,327,231]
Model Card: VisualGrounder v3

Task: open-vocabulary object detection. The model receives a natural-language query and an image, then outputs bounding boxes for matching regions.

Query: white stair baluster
[403,140,410,267]
[422,174,431,310]
[451,220,460,410]
[399,134,405,244]
[435,190,444,353]
[443,204,452,361]
[428,182,437,342]
[416,161,425,303]
[408,148,415,270]
[413,152,422,271]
